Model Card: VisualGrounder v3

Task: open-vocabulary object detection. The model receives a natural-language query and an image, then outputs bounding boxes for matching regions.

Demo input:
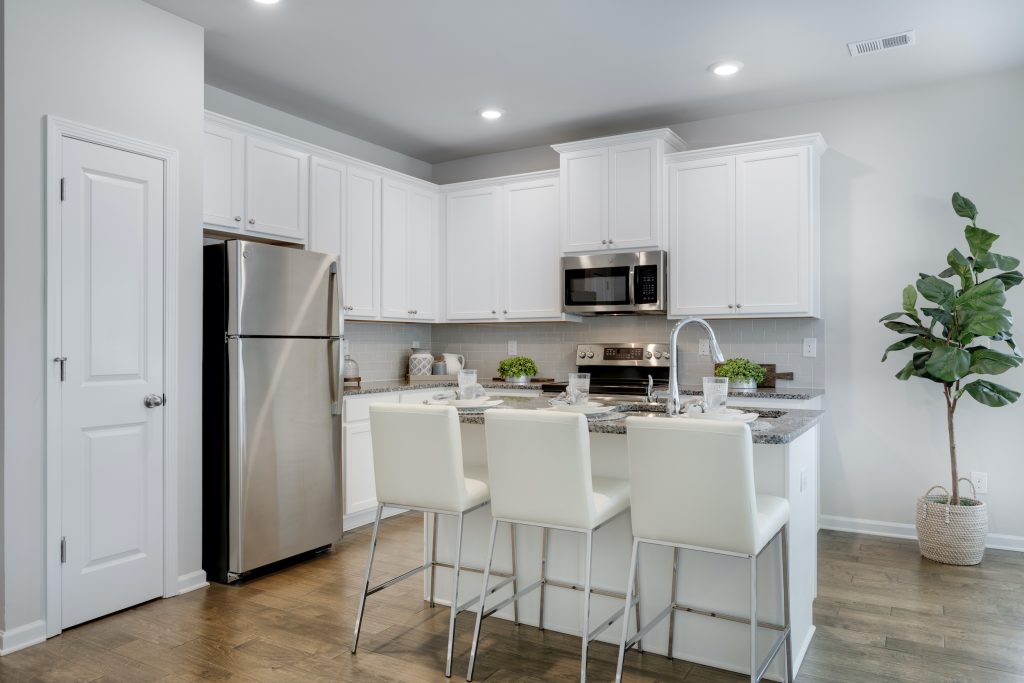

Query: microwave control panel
[634,265,660,304]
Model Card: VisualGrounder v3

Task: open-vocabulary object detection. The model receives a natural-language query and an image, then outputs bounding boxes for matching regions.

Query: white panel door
[343,167,381,319]
[59,138,165,628]
[202,122,244,230]
[503,177,561,319]
[446,187,501,320]
[608,140,659,249]
[309,156,345,257]
[343,422,377,515]
[561,148,608,253]
[668,158,736,317]
[735,147,810,315]
[380,179,411,319]
[245,136,309,242]
[406,188,438,321]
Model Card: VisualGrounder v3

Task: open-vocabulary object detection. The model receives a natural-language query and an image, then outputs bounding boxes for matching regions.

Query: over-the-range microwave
[562,250,666,315]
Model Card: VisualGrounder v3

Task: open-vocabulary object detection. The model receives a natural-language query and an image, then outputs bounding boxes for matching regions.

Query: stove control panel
[574,343,672,367]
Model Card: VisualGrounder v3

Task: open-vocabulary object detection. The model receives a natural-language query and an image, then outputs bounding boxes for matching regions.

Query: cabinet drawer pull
[601,239,607,245]
[728,304,734,309]
[234,216,241,222]
[491,310,497,315]
[248,218,256,225]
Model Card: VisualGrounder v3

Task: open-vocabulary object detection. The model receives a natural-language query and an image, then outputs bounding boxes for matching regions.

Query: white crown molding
[665,133,827,164]
[204,110,440,192]
[439,169,559,193]
[551,128,687,154]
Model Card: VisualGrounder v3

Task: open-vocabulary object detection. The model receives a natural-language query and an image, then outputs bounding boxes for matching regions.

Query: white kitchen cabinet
[554,130,685,254]
[381,178,439,322]
[503,177,561,319]
[666,134,824,319]
[202,121,245,230]
[309,155,345,257]
[342,421,377,517]
[343,166,382,319]
[445,186,502,320]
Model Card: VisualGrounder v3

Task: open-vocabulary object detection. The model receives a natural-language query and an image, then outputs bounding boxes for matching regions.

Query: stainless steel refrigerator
[203,240,343,583]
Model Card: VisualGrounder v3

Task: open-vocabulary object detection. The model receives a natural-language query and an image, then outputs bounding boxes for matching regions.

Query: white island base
[423,422,819,680]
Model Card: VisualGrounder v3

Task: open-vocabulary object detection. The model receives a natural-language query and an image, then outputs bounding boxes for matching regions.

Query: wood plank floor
[3,514,1023,682]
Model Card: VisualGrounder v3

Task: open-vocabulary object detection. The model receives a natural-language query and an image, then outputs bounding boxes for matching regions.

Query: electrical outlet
[698,339,710,356]
[508,340,517,356]
[411,340,420,350]
[802,337,817,358]
[970,471,989,495]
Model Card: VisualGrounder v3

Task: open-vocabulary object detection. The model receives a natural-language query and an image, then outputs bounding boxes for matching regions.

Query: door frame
[44,116,181,637]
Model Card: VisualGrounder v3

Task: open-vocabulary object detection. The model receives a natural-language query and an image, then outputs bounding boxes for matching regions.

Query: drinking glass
[568,372,591,404]
[458,369,478,398]
[702,376,729,413]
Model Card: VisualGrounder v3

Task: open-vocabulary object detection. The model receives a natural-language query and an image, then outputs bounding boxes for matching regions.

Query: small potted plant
[498,356,539,384]
[880,192,1020,565]
[715,358,766,391]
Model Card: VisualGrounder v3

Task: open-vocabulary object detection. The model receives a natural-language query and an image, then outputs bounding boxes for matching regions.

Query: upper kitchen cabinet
[202,114,310,244]
[666,133,825,319]
[445,185,502,320]
[502,176,561,319]
[380,178,440,322]
[553,129,686,254]
[342,166,382,319]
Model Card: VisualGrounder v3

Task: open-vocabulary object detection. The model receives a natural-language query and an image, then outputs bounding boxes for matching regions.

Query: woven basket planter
[915,478,987,566]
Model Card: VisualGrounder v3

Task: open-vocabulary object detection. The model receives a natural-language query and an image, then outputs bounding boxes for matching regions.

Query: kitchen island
[425,395,822,680]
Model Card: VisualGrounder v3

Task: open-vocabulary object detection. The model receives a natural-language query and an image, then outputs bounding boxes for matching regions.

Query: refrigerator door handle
[329,337,341,416]
[329,259,344,340]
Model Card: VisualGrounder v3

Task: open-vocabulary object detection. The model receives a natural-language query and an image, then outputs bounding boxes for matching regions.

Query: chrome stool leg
[539,527,548,631]
[580,530,594,683]
[667,546,678,659]
[749,553,758,683]
[351,503,385,654]
[615,538,640,683]
[510,523,520,625]
[429,511,439,607]
[634,542,643,654]
[781,525,794,683]
[467,518,499,682]
[444,512,466,678]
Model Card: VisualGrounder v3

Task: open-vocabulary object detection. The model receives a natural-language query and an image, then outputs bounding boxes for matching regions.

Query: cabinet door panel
[202,123,244,230]
[344,168,381,319]
[342,422,377,516]
[561,149,607,253]
[406,188,438,321]
[446,188,501,320]
[609,140,659,249]
[735,148,810,315]
[309,157,344,257]
[245,137,309,241]
[504,178,561,319]
[380,179,410,319]
[668,158,736,317]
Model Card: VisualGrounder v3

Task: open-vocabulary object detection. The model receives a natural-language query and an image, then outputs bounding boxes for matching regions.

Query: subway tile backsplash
[347,317,825,387]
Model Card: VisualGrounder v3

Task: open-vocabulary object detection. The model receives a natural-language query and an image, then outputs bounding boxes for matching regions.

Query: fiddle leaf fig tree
[880,193,1022,504]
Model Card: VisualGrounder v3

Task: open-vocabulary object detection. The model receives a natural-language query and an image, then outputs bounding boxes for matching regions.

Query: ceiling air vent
[847,30,916,57]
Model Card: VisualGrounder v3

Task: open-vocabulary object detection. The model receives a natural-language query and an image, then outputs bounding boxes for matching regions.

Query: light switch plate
[970,471,989,495]
[802,337,817,358]
[508,340,517,356]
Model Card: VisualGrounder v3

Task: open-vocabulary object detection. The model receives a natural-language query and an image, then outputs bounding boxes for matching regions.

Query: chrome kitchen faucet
[666,317,725,416]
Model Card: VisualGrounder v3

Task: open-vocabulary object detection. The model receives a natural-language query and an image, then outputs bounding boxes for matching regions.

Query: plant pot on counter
[502,375,533,384]
[915,479,987,565]
[729,378,758,391]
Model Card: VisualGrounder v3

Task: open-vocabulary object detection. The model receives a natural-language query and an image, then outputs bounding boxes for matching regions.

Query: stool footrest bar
[672,602,785,631]
[755,627,791,682]
[481,580,542,621]
[587,598,637,642]
[367,563,429,596]
[543,577,627,601]
[624,604,673,651]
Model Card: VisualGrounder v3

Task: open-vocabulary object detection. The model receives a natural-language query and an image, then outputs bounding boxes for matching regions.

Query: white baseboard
[177,569,209,595]
[0,620,47,656]
[819,515,1024,552]
[344,505,406,532]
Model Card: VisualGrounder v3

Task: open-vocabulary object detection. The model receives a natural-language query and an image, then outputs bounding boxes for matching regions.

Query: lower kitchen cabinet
[342,393,400,529]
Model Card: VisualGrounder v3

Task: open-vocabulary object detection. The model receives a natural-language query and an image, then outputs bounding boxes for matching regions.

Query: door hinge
[60,177,66,202]
[60,537,67,563]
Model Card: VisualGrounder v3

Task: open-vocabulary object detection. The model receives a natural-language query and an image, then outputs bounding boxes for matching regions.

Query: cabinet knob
[736,303,742,309]
[601,240,607,245]
[248,218,256,224]
[503,309,508,314]
[234,216,241,222]
[728,304,734,309]
[608,239,614,245]
[491,310,497,315]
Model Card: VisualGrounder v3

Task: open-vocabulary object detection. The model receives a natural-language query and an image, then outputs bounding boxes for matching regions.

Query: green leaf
[921,306,954,330]
[902,284,918,315]
[946,248,974,288]
[881,337,916,362]
[925,345,971,382]
[917,276,956,307]
[966,226,999,260]
[895,358,916,380]
[884,320,935,336]
[992,271,1024,290]
[976,252,1021,271]
[952,192,978,220]
[960,308,1013,338]
[968,348,1023,375]
[879,312,907,322]
[955,277,1006,313]
[962,379,1021,407]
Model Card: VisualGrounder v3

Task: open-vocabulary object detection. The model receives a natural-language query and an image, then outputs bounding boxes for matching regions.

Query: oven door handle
[628,265,636,306]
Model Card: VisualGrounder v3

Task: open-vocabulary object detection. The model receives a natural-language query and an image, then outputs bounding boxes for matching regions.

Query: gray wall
[205,85,434,181]
[2,0,204,643]
[432,143,558,185]
[430,68,1024,546]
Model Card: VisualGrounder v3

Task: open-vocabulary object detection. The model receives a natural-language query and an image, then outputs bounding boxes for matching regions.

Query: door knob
[144,394,165,408]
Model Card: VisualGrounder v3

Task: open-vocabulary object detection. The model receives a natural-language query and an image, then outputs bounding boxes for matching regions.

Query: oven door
[562,251,665,314]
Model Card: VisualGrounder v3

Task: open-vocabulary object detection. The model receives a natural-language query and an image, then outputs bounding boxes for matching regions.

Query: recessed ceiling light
[709,61,743,77]
[479,109,504,120]
[253,0,280,4]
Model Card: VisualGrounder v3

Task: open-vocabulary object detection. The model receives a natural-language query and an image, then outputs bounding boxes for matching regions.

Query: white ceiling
[147,0,1024,163]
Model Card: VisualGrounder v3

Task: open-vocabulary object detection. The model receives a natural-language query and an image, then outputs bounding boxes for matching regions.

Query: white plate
[547,403,615,415]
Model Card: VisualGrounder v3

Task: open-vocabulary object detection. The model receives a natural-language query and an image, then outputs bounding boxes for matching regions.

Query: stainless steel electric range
[541,342,672,398]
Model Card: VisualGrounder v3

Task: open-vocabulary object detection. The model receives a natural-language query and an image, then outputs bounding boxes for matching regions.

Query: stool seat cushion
[463,467,491,511]
[592,477,631,528]
[755,494,790,553]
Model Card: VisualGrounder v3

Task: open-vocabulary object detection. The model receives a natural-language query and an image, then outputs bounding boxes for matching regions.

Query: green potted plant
[498,356,539,384]
[880,192,1021,565]
[714,358,767,391]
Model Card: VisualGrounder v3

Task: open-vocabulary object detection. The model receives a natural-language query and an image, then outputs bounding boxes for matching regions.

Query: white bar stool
[617,417,793,683]
[351,403,518,678]
[467,409,639,682]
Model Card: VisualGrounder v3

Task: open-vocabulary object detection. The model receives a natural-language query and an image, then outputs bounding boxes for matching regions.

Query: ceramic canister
[409,349,434,376]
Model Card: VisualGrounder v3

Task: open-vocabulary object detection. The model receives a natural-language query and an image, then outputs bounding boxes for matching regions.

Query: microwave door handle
[628,265,636,306]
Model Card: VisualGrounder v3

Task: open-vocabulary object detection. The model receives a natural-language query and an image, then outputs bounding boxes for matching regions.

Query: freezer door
[229,337,342,574]
[226,240,341,337]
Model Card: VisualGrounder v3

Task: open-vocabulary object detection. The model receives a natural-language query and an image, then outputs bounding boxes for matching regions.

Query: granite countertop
[447,395,824,445]
[344,379,823,401]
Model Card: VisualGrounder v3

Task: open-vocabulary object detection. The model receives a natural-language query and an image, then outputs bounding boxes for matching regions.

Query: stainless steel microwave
[562,250,666,315]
